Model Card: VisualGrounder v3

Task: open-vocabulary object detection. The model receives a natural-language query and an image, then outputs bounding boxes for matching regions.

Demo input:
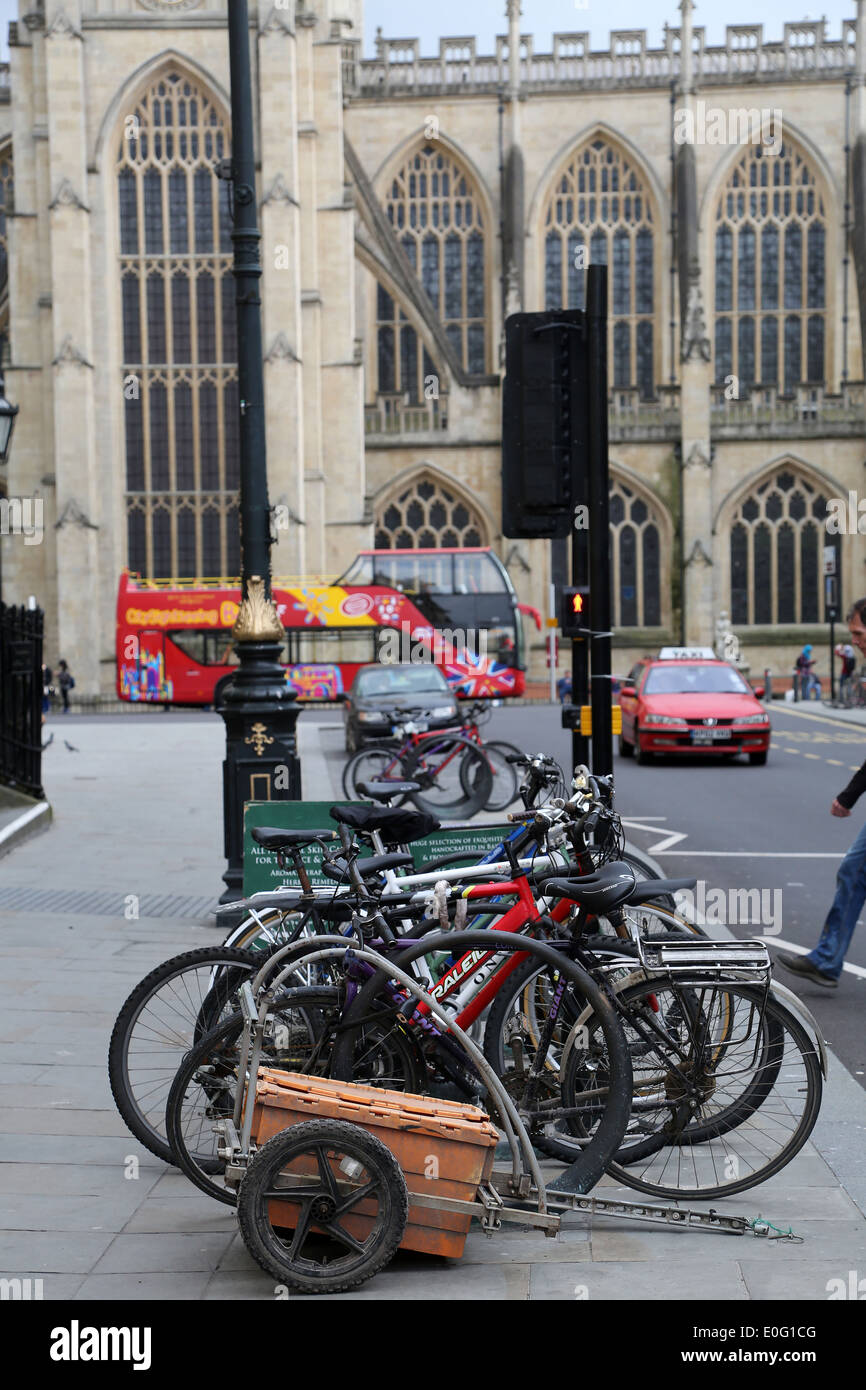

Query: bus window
[454,552,507,594]
[294,629,378,665]
[168,630,207,664]
[168,630,238,666]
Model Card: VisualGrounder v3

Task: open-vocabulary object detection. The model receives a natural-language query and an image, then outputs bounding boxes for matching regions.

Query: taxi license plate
[691,728,732,743]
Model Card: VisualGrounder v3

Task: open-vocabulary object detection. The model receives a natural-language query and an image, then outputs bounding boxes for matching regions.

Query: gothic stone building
[1,0,865,694]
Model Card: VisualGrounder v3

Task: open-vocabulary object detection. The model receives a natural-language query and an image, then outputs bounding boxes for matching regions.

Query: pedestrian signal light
[560,586,591,638]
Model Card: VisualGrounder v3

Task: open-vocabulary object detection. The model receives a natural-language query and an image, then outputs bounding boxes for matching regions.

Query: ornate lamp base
[218,637,302,909]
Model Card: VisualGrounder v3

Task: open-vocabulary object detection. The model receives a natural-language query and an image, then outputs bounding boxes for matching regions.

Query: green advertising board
[242,801,513,896]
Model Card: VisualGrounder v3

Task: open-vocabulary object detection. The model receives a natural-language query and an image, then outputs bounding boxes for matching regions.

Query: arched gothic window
[713,140,826,393]
[374,475,486,549]
[374,283,440,404]
[609,478,663,628]
[119,70,239,579]
[544,137,655,398]
[383,144,487,374]
[729,467,839,624]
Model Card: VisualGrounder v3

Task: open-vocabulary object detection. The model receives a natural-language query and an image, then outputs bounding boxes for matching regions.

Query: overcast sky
[0,2,855,60]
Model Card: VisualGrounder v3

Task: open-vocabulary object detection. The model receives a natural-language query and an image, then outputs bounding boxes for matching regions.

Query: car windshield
[643,664,751,696]
[355,666,449,698]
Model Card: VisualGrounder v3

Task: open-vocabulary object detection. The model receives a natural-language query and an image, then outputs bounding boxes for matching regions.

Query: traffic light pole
[586,265,613,778]
[571,528,590,772]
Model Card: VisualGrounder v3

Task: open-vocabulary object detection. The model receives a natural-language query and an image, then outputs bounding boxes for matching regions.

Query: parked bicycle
[342,699,524,814]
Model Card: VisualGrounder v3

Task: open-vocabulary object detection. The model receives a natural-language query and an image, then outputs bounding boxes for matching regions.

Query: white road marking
[646,829,689,853]
[652,850,843,857]
[759,936,866,980]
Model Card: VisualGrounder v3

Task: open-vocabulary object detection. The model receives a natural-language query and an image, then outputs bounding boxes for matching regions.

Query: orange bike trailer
[250,1069,499,1258]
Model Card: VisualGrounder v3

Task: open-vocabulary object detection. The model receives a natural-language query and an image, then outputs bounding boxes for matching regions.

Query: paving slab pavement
[1,714,865,1302]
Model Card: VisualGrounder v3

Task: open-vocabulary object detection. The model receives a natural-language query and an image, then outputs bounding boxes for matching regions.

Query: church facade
[0,0,864,694]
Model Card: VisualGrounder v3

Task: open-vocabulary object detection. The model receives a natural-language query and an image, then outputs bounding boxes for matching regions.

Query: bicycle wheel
[341,743,410,801]
[332,932,634,1195]
[403,735,493,817]
[562,978,822,1200]
[166,991,423,1204]
[108,947,262,1163]
[482,932,695,1160]
[475,741,521,812]
[237,1119,408,1295]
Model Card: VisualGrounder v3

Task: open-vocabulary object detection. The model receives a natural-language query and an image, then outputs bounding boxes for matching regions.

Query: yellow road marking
[827,759,844,766]
[775,705,866,732]
[803,753,821,759]
[784,747,800,753]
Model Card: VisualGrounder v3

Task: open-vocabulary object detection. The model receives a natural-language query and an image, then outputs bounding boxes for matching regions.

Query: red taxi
[618,647,771,765]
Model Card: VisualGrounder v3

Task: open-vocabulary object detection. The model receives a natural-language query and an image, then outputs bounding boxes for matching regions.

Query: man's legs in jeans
[810,819,866,979]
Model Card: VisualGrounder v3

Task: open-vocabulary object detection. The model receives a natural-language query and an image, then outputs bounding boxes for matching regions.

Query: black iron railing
[0,601,45,799]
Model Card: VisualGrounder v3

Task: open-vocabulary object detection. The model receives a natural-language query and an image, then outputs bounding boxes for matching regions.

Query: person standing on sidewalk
[777,598,866,989]
[57,659,75,714]
[794,644,819,700]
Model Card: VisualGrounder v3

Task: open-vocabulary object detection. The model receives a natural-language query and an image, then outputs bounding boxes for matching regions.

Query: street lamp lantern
[0,371,19,464]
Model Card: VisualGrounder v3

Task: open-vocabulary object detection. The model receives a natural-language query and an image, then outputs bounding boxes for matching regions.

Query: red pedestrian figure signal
[560,586,590,637]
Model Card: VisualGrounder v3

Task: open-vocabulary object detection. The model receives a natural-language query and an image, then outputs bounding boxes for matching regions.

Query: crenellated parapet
[345,21,858,98]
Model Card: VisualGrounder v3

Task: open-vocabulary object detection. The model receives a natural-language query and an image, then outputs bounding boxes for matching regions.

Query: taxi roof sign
[658,646,718,661]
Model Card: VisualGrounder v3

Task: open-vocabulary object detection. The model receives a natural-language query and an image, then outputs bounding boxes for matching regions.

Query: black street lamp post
[218,0,301,907]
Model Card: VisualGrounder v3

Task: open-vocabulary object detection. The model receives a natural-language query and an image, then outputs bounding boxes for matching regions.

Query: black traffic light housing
[560,586,591,638]
[501,310,588,539]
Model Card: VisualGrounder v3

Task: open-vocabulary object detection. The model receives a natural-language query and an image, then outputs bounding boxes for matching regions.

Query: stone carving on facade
[261,173,299,208]
[54,499,98,531]
[683,538,713,568]
[45,8,82,39]
[49,179,89,213]
[504,261,521,319]
[260,5,295,38]
[52,337,93,369]
[136,1,203,12]
[684,441,712,471]
[264,333,301,365]
[681,274,712,363]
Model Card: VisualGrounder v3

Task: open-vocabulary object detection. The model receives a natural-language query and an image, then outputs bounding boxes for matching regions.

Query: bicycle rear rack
[636,938,772,979]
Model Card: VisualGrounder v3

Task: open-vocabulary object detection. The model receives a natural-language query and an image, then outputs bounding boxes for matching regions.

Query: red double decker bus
[116,547,529,706]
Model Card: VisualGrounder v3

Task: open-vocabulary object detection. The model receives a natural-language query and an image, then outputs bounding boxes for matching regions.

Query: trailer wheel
[237,1119,409,1294]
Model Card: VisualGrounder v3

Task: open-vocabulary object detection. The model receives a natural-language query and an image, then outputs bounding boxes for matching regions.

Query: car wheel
[619,732,634,758]
[344,722,356,755]
[634,731,653,764]
[748,751,768,766]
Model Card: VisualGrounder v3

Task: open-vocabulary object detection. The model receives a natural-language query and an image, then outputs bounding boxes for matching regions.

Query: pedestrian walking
[794,644,820,700]
[57,659,75,714]
[835,640,857,704]
[777,598,866,988]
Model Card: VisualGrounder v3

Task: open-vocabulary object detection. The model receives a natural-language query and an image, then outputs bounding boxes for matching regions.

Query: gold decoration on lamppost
[245,722,274,756]
[232,574,284,642]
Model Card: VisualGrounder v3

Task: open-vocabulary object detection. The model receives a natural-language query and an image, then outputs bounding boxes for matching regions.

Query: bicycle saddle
[625,877,696,905]
[320,852,415,882]
[251,826,336,851]
[329,803,440,844]
[542,861,637,912]
[356,779,421,802]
